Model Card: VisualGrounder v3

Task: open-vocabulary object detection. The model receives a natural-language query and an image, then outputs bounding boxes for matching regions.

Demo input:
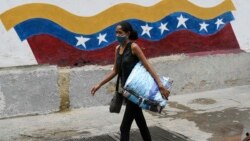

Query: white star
[215,18,225,30]
[199,22,209,32]
[75,36,90,49]
[97,33,108,45]
[141,24,153,37]
[177,14,189,28]
[158,22,169,35]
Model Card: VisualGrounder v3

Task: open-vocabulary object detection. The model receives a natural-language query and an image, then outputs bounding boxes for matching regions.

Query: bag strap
[115,43,130,92]
[115,72,120,92]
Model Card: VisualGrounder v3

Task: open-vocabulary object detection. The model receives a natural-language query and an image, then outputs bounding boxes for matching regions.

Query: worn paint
[58,68,70,112]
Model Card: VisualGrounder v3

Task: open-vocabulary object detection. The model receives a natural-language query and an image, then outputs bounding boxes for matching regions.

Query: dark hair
[117,21,138,40]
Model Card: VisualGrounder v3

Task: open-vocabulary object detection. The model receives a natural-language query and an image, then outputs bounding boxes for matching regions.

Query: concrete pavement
[0,85,250,141]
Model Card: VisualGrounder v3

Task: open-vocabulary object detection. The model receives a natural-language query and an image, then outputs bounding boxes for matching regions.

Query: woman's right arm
[91,46,119,96]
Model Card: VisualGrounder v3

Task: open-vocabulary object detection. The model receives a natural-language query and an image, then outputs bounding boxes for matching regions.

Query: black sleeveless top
[116,42,139,87]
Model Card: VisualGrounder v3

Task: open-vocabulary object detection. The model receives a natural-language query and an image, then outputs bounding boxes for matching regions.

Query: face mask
[116,35,127,45]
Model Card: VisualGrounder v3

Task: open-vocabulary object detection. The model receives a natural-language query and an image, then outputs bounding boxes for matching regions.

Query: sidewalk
[0,85,250,141]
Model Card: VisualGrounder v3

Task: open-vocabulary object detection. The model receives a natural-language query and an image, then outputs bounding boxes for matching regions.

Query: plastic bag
[123,62,173,113]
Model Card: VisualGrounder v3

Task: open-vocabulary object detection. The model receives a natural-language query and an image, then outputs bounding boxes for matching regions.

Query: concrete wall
[0,66,60,118]
[153,53,250,94]
[1,52,249,118]
[69,67,113,108]
[69,52,250,108]
[0,0,250,67]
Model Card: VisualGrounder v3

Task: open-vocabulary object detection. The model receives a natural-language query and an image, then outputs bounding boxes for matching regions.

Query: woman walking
[91,21,170,141]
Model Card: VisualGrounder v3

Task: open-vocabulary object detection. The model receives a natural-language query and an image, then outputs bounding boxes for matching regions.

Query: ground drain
[68,126,192,141]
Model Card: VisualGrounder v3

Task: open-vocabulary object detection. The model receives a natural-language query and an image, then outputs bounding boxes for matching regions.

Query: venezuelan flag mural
[0,0,241,67]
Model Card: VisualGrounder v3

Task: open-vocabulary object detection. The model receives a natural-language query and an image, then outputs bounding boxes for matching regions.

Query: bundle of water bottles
[123,62,173,113]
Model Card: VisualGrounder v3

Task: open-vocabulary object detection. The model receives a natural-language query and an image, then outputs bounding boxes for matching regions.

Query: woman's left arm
[131,43,170,99]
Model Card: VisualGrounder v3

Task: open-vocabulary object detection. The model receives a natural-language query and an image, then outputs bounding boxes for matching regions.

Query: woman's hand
[159,85,170,100]
[91,84,101,96]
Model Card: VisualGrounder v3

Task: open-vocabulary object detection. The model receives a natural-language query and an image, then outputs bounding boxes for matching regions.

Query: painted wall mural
[0,0,244,67]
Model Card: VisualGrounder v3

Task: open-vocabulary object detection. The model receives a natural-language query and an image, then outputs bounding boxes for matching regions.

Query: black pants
[120,100,152,141]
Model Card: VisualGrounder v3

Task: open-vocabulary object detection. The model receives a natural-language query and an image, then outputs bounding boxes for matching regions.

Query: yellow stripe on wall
[0,0,235,34]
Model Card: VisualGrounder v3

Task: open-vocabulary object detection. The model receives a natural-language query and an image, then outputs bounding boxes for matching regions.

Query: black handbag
[109,73,123,113]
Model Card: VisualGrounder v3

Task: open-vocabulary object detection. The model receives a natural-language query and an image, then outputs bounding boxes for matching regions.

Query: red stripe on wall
[27,24,240,67]
[137,24,240,58]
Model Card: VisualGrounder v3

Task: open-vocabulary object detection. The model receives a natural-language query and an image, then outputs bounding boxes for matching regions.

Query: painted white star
[75,36,90,49]
[141,24,153,37]
[158,22,169,35]
[215,18,225,29]
[97,33,108,45]
[177,14,189,28]
[199,22,209,32]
